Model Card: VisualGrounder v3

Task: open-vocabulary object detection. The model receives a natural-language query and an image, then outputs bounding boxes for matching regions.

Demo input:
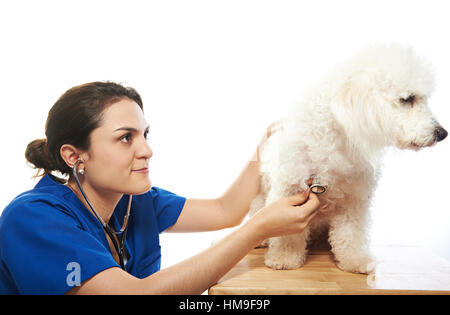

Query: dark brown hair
[25,81,143,179]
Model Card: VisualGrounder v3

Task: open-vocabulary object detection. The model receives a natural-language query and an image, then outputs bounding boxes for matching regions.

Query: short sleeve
[149,187,186,233]
[0,197,119,295]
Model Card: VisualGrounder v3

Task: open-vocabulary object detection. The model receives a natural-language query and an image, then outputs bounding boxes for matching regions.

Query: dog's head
[330,43,447,154]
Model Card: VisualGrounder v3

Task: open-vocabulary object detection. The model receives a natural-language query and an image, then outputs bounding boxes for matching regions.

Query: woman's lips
[133,168,149,173]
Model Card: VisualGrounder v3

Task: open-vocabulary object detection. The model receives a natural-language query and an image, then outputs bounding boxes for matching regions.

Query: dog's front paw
[264,250,307,270]
[336,256,377,274]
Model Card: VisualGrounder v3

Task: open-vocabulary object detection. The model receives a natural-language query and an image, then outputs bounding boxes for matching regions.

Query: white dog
[250,44,447,274]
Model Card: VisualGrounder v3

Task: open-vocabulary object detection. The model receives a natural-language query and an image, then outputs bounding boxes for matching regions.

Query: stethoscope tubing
[72,160,130,270]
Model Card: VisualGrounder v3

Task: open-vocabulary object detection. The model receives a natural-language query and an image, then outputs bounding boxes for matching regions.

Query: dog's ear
[332,71,379,115]
[330,70,389,156]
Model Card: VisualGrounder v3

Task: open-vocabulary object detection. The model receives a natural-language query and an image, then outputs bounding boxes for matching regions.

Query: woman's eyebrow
[114,126,150,133]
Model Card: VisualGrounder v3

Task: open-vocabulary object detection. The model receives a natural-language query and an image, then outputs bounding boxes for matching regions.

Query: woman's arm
[216,159,261,226]
[216,121,282,227]
[167,159,261,233]
[168,123,281,232]
[67,218,262,294]
[67,190,320,294]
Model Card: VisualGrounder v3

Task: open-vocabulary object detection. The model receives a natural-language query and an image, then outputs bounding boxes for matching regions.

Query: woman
[0,81,320,294]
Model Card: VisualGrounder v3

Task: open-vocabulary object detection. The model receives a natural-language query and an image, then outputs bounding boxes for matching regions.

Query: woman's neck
[66,177,123,224]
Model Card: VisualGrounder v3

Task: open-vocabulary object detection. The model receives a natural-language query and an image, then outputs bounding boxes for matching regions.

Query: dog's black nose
[435,126,448,142]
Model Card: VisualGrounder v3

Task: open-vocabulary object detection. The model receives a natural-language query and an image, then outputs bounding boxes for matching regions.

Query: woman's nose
[136,137,153,159]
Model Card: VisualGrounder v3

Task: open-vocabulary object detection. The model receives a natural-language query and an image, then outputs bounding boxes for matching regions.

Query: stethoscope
[309,175,327,195]
[72,160,132,270]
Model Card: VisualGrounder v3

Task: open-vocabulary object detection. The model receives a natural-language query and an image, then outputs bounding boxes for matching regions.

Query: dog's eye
[399,95,416,106]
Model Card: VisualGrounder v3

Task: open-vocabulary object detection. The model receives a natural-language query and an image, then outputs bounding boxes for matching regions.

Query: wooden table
[209,241,450,295]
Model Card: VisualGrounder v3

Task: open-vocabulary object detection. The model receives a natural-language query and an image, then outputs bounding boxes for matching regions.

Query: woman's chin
[126,178,152,195]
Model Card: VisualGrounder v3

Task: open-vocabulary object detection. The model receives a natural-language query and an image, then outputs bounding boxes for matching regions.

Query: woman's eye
[120,133,132,143]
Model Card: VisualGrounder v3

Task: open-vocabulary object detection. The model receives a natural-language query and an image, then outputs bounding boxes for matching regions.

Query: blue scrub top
[0,174,186,294]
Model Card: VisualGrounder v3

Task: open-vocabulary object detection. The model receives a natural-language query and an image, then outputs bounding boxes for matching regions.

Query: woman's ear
[60,144,82,169]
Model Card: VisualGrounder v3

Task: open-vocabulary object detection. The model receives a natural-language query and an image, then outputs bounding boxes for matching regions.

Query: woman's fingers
[300,193,321,217]
[255,190,321,239]
[267,120,283,137]
[253,121,283,162]
[287,189,310,206]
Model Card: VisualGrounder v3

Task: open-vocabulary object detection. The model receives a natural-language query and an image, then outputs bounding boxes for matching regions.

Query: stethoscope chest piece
[309,175,327,195]
[310,183,327,194]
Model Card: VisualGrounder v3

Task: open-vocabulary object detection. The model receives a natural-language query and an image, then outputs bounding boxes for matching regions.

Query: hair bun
[25,138,53,175]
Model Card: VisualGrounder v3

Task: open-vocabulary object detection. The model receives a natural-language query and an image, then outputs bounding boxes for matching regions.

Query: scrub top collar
[35,173,64,188]
[35,173,129,227]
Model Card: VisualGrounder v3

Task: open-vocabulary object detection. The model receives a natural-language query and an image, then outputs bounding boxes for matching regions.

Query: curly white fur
[250,43,447,274]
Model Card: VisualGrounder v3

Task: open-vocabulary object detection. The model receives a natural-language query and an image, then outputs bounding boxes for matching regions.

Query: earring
[77,168,85,175]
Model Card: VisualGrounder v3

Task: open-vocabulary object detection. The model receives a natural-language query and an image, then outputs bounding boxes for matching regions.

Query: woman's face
[81,98,153,196]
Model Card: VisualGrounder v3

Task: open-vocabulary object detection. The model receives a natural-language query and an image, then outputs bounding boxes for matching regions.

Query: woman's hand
[251,121,283,162]
[248,189,320,241]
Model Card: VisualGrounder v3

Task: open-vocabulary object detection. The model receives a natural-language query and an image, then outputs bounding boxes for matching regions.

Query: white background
[1,0,449,274]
